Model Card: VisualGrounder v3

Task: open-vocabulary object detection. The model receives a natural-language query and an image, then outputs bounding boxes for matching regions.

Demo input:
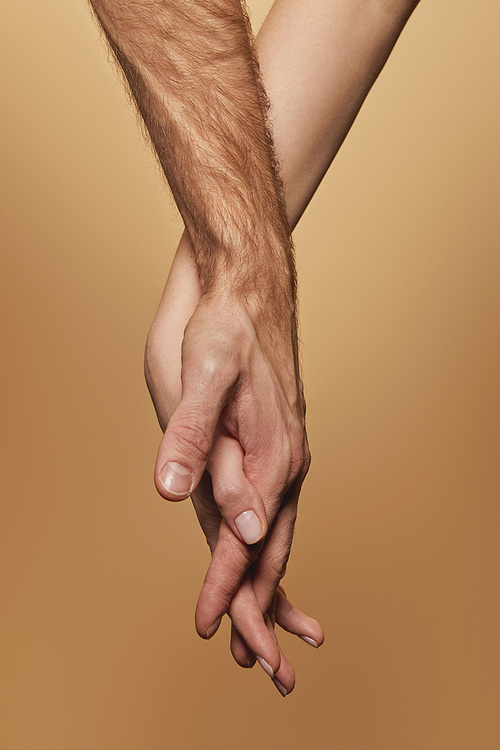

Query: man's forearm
[89,0,295,313]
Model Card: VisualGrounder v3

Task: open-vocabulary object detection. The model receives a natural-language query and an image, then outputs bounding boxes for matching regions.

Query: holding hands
[145,232,323,694]
[91,0,420,695]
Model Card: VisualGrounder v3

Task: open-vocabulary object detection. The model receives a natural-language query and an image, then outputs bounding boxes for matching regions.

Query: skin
[146,0,421,695]
[90,0,307,549]
[89,10,315,686]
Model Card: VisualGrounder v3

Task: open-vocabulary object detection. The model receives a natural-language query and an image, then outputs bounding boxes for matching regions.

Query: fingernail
[256,656,274,678]
[159,462,193,497]
[246,656,256,668]
[206,618,221,639]
[272,678,287,697]
[300,636,319,648]
[235,510,263,544]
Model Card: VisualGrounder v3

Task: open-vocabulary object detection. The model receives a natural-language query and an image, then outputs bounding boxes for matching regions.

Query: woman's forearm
[258,0,421,228]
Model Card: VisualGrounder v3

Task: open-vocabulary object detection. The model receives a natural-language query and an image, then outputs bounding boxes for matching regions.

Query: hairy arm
[89,0,295,322]
[146,0,422,691]
[91,1,309,592]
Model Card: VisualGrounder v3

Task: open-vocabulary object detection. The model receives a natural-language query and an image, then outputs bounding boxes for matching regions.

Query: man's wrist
[205,263,296,331]
[198,284,299,392]
[186,216,295,293]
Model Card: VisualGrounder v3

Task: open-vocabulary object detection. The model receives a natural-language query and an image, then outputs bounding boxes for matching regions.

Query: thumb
[154,354,238,501]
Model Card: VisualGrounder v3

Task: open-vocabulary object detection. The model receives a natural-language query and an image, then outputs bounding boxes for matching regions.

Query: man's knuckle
[302,446,312,477]
[172,421,212,463]
[290,420,304,447]
[295,438,311,481]
[290,445,304,480]
[287,420,311,481]
[195,354,222,383]
[187,349,239,391]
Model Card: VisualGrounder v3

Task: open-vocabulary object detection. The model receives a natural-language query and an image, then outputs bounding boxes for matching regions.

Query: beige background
[1,1,499,748]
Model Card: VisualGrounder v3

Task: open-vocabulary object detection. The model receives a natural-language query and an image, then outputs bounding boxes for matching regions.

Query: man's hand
[145,235,323,694]
[146,230,310,628]
[91,0,421,693]
[152,290,307,541]
[90,0,303,555]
